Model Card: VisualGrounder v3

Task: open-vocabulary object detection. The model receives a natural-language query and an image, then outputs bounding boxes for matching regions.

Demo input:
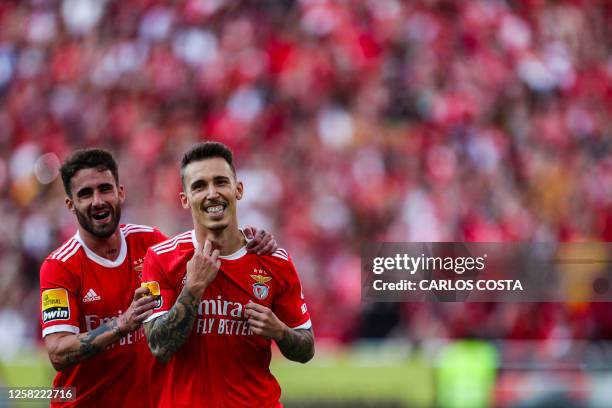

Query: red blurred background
[0,0,610,405]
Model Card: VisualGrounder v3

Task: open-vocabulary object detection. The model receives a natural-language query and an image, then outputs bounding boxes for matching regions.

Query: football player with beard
[40,148,277,407]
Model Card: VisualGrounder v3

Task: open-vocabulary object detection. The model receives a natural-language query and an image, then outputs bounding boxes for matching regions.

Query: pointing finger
[211,248,220,262]
[203,239,211,256]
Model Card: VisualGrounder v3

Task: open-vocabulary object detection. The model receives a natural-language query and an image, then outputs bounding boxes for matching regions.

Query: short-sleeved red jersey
[39,224,167,407]
[142,230,311,408]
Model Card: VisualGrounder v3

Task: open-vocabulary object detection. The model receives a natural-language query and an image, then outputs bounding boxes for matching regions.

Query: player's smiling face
[180,157,243,231]
[66,168,125,239]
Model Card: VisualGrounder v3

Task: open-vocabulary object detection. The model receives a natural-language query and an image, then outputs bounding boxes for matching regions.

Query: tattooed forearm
[144,287,199,362]
[50,318,125,371]
[276,327,315,363]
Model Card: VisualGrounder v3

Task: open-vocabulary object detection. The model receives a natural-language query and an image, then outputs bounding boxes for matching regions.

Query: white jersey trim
[122,224,154,237]
[271,248,289,261]
[143,310,168,323]
[42,324,80,338]
[291,319,312,330]
[75,229,127,268]
[191,230,247,260]
[51,239,77,260]
[58,241,82,262]
[156,238,192,255]
[151,231,192,253]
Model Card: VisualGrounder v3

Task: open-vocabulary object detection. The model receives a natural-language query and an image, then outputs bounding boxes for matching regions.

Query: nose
[206,184,220,199]
[92,191,105,207]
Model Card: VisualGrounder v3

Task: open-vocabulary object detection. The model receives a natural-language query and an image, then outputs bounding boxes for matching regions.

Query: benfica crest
[251,273,272,300]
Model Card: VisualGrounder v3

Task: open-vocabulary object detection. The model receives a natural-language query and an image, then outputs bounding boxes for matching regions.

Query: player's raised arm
[245,301,315,363]
[144,240,220,362]
[44,287,156,371]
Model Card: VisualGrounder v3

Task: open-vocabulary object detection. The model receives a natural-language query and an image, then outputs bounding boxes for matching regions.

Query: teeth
[206,205,224,214]
[92,211,110,220]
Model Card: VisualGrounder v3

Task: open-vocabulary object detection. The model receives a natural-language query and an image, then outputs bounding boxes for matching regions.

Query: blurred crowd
[0,0,610,356]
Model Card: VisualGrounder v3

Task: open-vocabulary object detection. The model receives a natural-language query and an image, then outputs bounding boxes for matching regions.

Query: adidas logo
[83,289,101,303]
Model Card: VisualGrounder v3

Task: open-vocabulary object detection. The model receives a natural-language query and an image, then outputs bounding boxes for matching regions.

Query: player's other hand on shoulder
[186,239,220,298]
[118,287,158,333]
[244,301,285,341]
[243,226,278,255]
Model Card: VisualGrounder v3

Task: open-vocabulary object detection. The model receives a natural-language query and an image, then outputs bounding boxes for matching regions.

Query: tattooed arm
[245,302,315,363]
[44,287,156,371]
[276,327,315,363]
[143,287,199,362]
[144,240,220,363]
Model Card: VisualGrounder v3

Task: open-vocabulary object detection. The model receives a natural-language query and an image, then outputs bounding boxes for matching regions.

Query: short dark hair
[60,148,119,197]
[180,142,236,186]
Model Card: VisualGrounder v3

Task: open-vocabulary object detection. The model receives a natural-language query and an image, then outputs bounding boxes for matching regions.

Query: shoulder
[46,237,82,265]
[149,230,193,256]
[41,240,82,285]
[120,223,156,237]
[121,223,168,246]
[259,248,297,274]
[269,248,290,262]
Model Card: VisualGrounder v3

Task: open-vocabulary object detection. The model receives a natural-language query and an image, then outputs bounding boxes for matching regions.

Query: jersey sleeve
[141,248,177,323]
[39,260,81,337]
[149,228,169,246]
[272,255,312,330]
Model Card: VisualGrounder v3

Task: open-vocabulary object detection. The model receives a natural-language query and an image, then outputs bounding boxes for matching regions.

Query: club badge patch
[251,273,272,300]
[41,288,70,323]
[141,281,163,309]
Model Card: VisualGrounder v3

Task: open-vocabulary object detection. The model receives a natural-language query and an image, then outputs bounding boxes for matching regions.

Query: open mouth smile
[203,202,227,219]
[91,210,111,222]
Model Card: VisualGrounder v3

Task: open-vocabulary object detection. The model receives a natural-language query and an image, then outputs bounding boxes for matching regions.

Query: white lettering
[230,303,243,318]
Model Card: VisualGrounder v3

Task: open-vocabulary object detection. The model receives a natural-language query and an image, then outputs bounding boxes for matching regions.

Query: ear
[118,184,126,204]
[179,191,190,209]
[235,180,243,201]
[65,197,76,214]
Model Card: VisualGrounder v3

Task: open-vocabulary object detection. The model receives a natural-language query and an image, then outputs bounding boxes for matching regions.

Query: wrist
[115,316,130,337]
[185,282,206,300]
[274,325,288,342]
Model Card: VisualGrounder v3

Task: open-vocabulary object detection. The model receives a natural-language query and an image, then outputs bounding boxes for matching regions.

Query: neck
[193,223,244,256]
[78,227,122,261]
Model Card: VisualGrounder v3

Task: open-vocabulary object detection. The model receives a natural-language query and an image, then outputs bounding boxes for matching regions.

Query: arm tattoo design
[144,287,199,362]
[62,318,123,367]
[276,327,315,363]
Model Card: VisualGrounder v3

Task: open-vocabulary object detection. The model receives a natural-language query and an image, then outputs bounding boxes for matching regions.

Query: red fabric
[142,230,311,408]
[39,224,167,407]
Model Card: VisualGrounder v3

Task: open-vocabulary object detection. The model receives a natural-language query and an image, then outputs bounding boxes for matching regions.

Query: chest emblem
[133,258,145,279]
[251,273,272,300]
[133,258,144,271]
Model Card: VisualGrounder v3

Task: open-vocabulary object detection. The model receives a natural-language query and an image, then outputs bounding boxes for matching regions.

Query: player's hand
[245,301,286,341]
[117,287,158,333]
[244,226,278,255]
[185,239,220,298]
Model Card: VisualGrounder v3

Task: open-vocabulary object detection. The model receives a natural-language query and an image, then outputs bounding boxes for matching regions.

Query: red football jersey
[142,230,312,408]
[39,224,167,407]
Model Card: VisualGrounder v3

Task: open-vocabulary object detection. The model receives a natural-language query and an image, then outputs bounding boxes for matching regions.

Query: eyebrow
[189,176,230,190]
[190,179,205,190]
[75,183,114,197]
[76,187,93,197]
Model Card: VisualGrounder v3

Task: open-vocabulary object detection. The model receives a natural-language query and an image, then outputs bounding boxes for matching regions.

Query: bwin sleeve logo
[41,288,70,323]
[141,281,163,309]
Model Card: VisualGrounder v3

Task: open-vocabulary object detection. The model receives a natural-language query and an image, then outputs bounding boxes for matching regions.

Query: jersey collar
[190,229,247,260]
[74,229,127,268]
